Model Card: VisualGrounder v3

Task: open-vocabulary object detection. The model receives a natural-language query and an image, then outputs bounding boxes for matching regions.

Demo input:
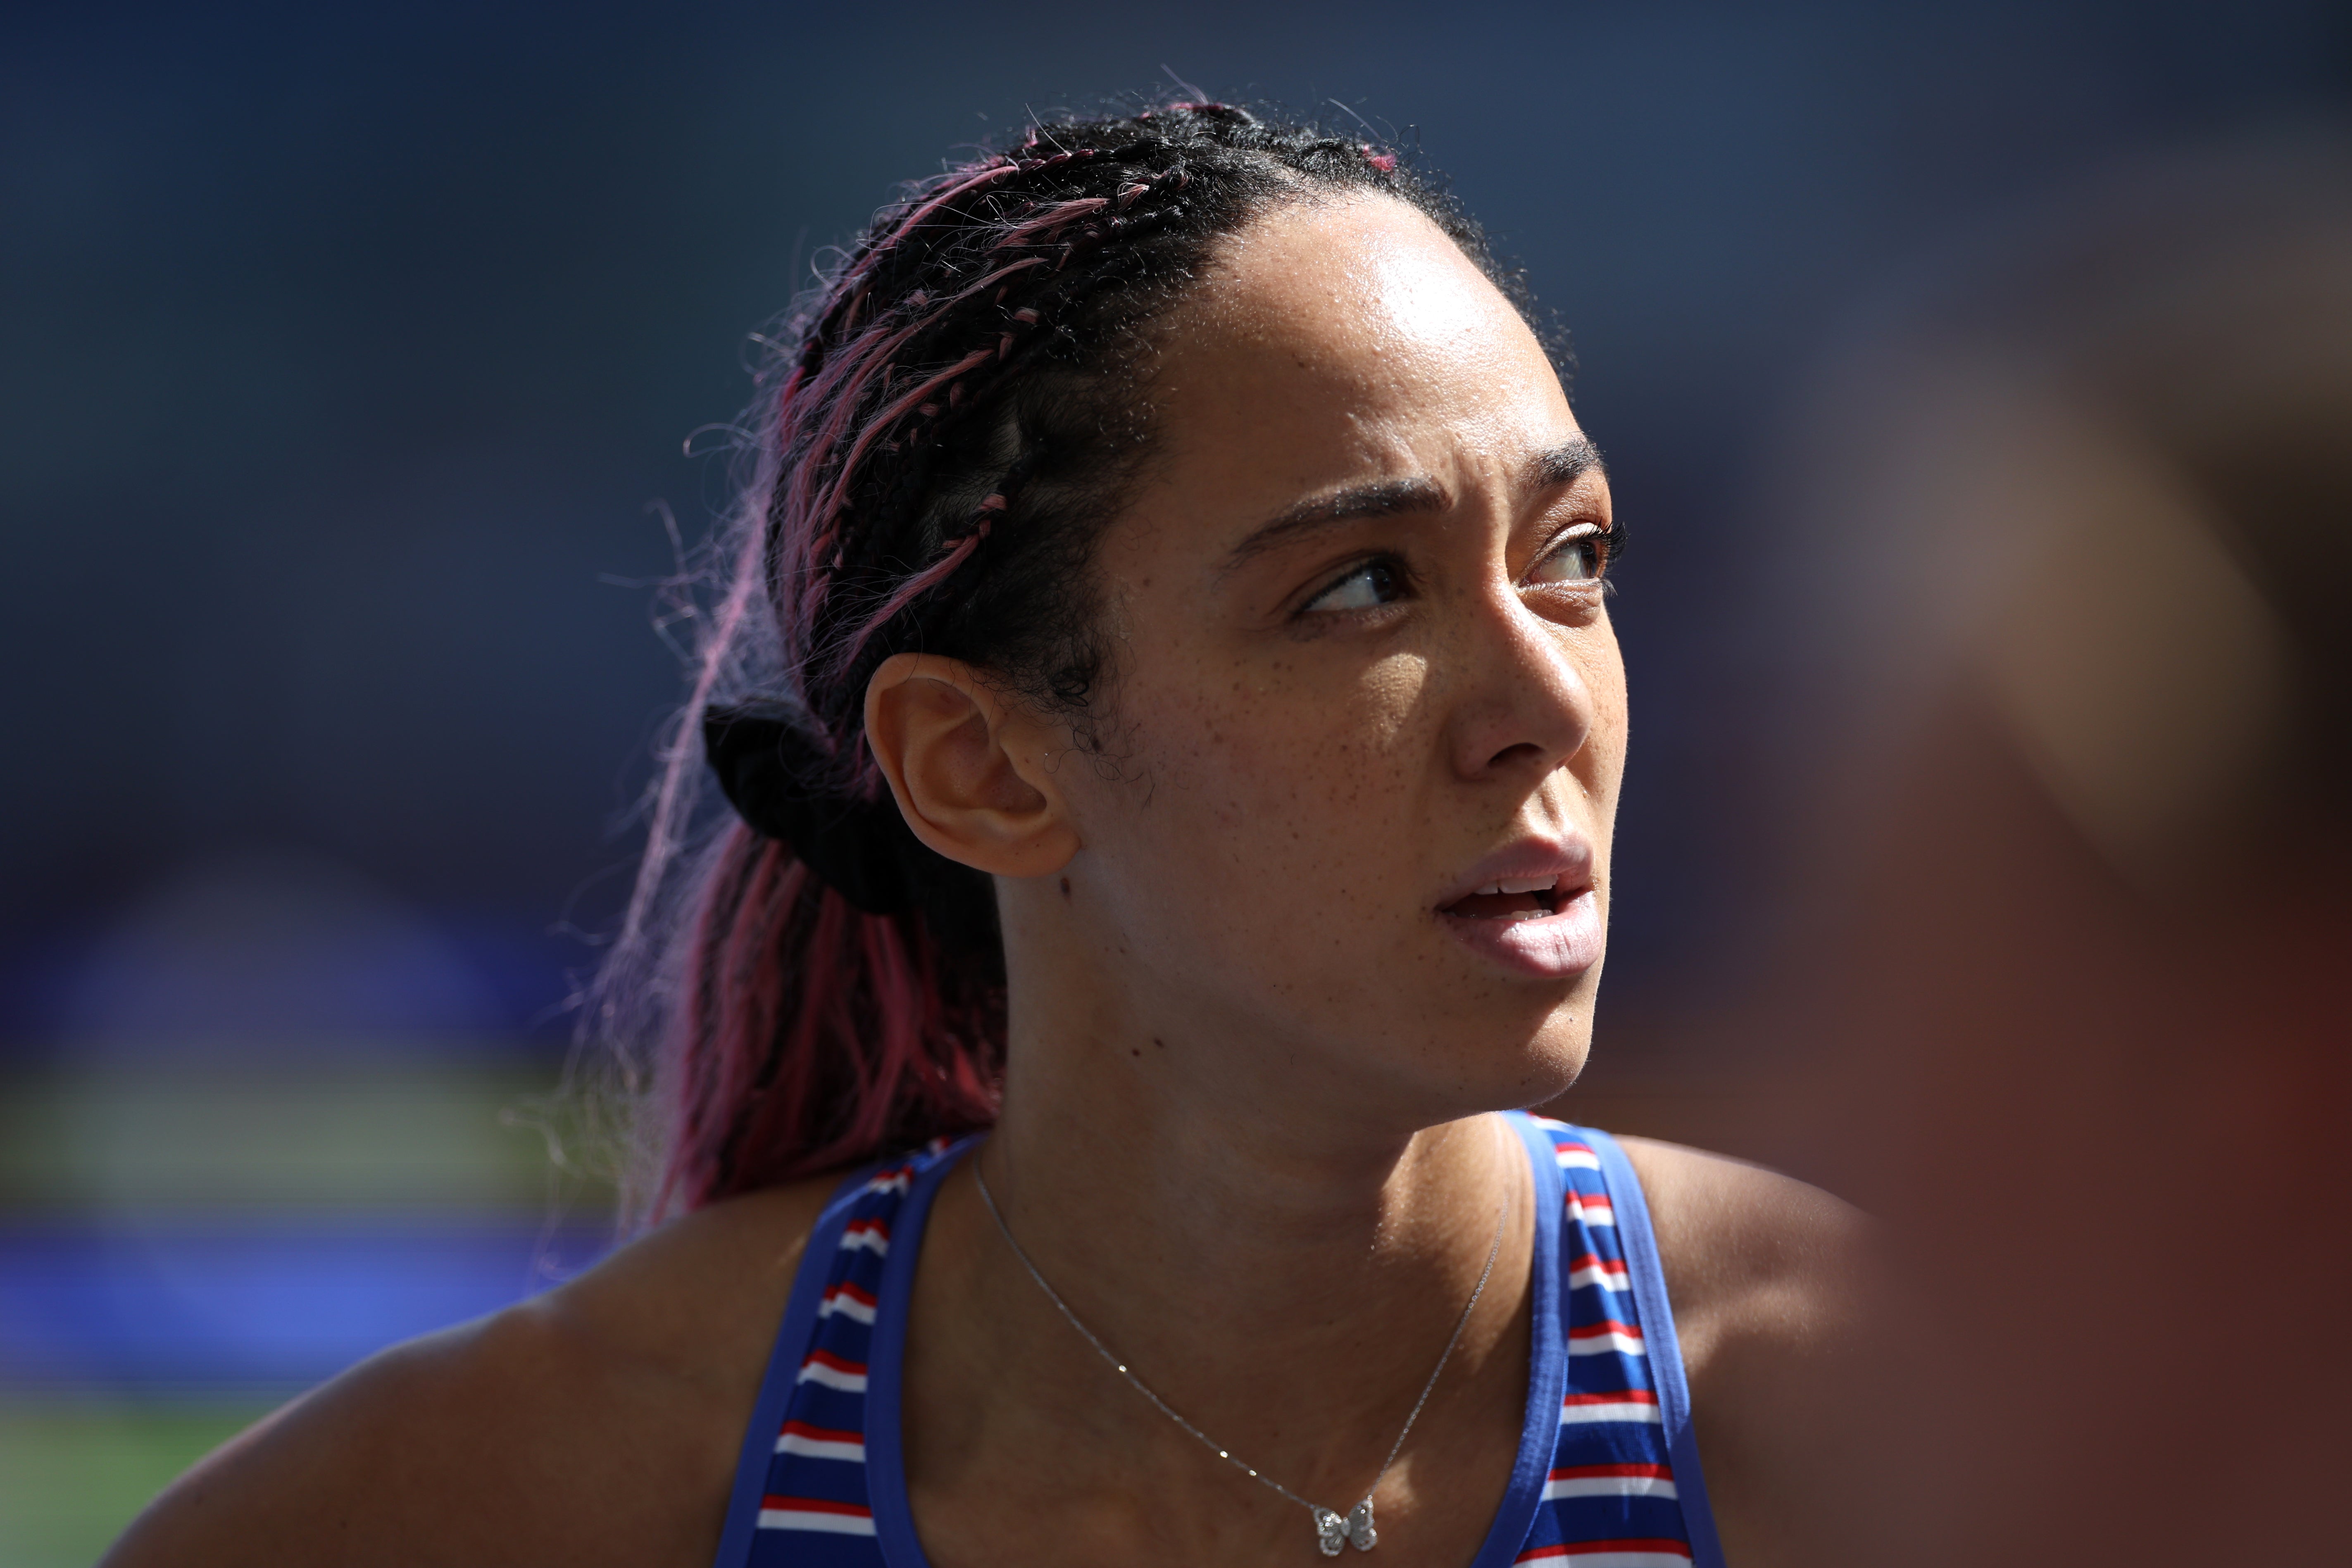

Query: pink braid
[655,829,998,1213]
[826,522,990,681]
[997,196,1112,250]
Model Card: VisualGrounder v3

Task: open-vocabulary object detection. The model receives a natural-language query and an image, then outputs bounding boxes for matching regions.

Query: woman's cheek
[1100,647,1434,868]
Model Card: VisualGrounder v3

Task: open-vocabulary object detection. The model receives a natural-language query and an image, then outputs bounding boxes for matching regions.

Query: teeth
[1470,875,1559,897]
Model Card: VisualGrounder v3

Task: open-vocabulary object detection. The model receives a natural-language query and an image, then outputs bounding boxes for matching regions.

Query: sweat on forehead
[1178,193,1514,350]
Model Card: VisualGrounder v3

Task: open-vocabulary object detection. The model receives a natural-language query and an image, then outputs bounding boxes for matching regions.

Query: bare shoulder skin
[1622,1137,1889,1568]
[100,1178,838,1568]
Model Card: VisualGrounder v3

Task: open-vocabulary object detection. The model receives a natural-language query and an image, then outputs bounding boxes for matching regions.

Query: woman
[108,103,1872,1568]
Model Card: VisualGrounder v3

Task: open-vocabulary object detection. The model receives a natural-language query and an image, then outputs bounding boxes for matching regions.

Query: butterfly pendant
[1312,1501,1377,1556]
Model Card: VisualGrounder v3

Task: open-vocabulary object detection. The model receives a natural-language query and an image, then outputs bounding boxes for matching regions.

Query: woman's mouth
[1439,875,1568,922]
[1435,860,1605,979]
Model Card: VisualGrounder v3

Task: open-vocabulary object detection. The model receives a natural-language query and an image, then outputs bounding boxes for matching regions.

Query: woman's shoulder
[1615,1135,1892,1568]
[1613,1134,1874,1333]
[101,1176,845,1568]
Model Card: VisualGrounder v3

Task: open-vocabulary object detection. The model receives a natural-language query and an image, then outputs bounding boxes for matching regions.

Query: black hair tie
[701,703,922,915]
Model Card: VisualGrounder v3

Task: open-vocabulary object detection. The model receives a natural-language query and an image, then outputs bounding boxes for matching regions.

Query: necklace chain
[971,1150,1509,1556]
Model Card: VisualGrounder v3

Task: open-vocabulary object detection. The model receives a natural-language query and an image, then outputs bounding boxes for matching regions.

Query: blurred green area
[0,1060,600,1215]
[0,1058,611,1563]
[0,1396,276,1568]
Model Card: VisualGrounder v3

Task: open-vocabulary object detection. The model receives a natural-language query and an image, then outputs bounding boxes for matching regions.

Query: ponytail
[653,825,1000,1218]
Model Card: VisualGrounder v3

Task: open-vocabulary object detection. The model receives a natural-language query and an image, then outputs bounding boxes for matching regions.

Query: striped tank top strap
[713,1141,967,1568]
[1515,1117,1727,1568]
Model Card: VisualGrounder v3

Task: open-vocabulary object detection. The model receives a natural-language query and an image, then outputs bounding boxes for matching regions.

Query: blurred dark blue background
[7,0,2347,1045]
[0,3,2346,1552]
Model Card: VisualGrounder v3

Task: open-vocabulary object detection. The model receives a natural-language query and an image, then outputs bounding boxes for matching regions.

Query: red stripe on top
[1568,1320,1644,1341]
[804,1347,866,1376]
[1567,1252,1627,1273]
[1516,1542,1692,1561]
[1549,1463,1674,1480]
[1555,1142,1597,1156]
[1562,1390,1659,1407]
[779,1420,863,1444]
[843,1218,891,1237]
[1559,1542,1690,1555]
[825,1281,878,1308]
[757,1496,874,1518]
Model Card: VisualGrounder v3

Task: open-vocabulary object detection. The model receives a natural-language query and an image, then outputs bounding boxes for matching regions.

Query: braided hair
[596,102,1552,1221]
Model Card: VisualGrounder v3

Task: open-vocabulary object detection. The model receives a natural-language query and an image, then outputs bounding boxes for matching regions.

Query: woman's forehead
[1180,195,1535,364]
[1142,197,1578,520]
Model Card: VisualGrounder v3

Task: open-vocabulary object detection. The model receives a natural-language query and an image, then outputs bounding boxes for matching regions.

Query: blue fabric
[1459,1112,1569,1568]
[861,1141,957,1568]
[1587,1128,1730,1568]
[711,1175,872,1567]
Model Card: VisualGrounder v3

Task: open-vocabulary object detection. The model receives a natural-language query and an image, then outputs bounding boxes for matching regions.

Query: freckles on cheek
[1105,645,1435,846]
[1175,656,1430,833]
[1171,690,1291,829]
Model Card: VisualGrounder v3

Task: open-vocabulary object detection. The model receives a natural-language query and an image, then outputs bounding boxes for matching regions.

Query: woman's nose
[1445,592,1599,784]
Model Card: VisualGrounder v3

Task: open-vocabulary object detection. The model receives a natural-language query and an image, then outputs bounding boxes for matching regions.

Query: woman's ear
[863,653,1079,879]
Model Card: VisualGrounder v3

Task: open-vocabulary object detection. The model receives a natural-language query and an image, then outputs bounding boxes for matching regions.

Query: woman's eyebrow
[1221,440,1604,573]
[1222,476,1448,569]
[1524,436,1603,491]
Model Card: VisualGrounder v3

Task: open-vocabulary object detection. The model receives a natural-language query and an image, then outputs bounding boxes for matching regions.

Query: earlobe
[863,653,1080,880]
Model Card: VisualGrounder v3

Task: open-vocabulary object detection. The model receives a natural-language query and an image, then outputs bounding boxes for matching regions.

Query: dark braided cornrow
[626,101,1555,1212]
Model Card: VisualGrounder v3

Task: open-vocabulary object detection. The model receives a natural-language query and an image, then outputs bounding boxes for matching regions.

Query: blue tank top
[711,1113,1726,1567]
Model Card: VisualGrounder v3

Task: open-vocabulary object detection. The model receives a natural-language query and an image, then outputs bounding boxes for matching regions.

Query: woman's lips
[1438,886,1604,978]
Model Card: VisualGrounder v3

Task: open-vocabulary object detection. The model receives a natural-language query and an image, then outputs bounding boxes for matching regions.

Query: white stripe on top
[1559,1396,1663,1426]
[818,1287,877,1325]
[1543,1474,1679,1501]
[795,1357,868,1393]
[1566,1259,1628,1292]
[776,1430,866,1463]
[757,1505,877,1536]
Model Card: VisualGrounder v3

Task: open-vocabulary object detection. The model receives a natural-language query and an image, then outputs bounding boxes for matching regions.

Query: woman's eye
[1528,528,1607,586]
[1303,557,1409,614]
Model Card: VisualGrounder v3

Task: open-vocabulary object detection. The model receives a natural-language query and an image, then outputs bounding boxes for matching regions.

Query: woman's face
[1040,193,1627,1119]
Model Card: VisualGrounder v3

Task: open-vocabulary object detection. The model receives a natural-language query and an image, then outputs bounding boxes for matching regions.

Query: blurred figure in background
[1774,138,2352,1563]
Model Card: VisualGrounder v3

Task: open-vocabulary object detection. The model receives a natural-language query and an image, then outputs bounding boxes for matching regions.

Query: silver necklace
[973,1156,1509,1557]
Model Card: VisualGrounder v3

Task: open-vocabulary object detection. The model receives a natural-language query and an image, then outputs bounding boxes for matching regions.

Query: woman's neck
[957,997,1534,1450]
[987,1047,1519,1309]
